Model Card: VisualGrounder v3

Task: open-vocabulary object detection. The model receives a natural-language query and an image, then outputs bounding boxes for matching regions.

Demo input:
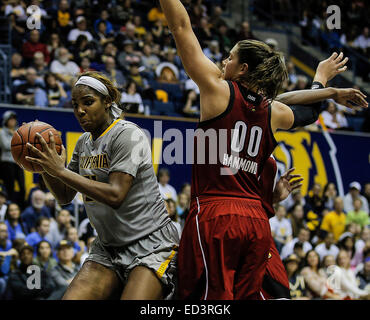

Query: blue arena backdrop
[0,104,369,199]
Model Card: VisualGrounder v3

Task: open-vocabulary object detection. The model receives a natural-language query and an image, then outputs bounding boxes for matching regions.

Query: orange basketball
[11,121,62,173]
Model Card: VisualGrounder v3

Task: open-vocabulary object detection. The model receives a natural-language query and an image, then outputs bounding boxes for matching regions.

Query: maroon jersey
[259,156,278,219]
[191,81,277,201]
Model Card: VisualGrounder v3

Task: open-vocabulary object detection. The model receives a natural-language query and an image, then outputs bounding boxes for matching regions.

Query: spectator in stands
[36,73,68,108]
[0,110,25,206]
[128,62,149,89]
[48,209,71,249]
[50,47,80,86]
[156,60,180,84]
[147,4,167,26]
[165,198,182,237]
[33,240,57,272]
[4,0,27,21]
[21,30,50,65]
[209,6,226,30]
[66,227,85,265]
[50,240,80,299]
[4,203,26,242]
[182,90,200,117]
[6,243,55,300]
[215,22,233,54]
[0,222,17,299]
[323,182,338,210]
[288,204,306,238]
[133,15,147,39]
[321,101,349,131]
[141,44,161,73]
[364,183,370,208]
[46,33,63,62]
[281,189,306,213]
[270,204,293,254]
[203,40,222,63]
[320,196,346,242]
[158,168,177,201]
[120,80,144,114]
[102,56,126,90]
[357,256,370,292]
[94,20,115,48]
[305,183,325,216]
[315,232,339,262]
[72,35,93,66]
[25,217,51,248]
[13,67,43,105]
[21,190,51,233]
[338,232,356,266]
[0,186,8,222]
[93,10,114,35]
[284,254,310,300]
[11,52,26,82]
[176,192,189,219]
[68,16,93,44]
[281,227,312,260]
[300,250,341,299]
[346,198,370,230]
[117,39,142,72]
[79,236,96,267]
[353,27,370,55]
[79,57,94,73]
[195,16,213,46]
[333,250,370,299]
[343,181,369,214]
[31,51,49,80]
[236,21,256,42]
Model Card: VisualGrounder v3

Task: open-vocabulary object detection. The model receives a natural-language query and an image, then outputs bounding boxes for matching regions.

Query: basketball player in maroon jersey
[160,0,368,300]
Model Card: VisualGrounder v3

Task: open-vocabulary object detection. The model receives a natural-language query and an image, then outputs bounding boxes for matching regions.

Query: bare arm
[41,172,77,205]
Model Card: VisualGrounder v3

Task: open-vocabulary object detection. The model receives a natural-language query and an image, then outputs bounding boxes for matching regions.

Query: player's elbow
[107,193,126,210]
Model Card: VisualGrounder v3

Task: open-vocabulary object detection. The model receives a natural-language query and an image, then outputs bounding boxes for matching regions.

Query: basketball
[11,121,62,173]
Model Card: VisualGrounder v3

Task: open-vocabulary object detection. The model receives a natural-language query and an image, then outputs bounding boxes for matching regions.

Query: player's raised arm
[159,0,222,89]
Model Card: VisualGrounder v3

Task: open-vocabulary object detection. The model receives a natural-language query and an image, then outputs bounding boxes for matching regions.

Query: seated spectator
[165,199,182,237]
[121,80,144,114]
[331,250,370,299]
[133,15,147,39]
[50,47,80,86]
[66,227,85,265]
[79,57,95,73]
[236,21,256,42]
[176,192,189,222]
[13,67,44,105]
[315,232,339,262]
[0,222,18,299]
[215,22,233,54]
[67,16,93,44]
[343,181,369,214]
[79,236,96,267]
[158,168,177,201]
[31,51,49,80]
[21,30,50,65]
[94,20,115,48]
[321,101,349,130]
[72,35,93,66]
[281,227,312,260]
[48,209,71,249]
[288,204,306,238]
[338,232,356,268]
[147,4,168,26]
[323,182,338,210]
[305,183,325,216]
[4,203,26,242]
[102,56,126,90]
[195,17,214,47]
[156,61,180,84]
[357,256,370,292]
[11,52,26,82]
[356,227,370,255]
[128,62,149,89]
[346,199,370,230]
[21,190,51,233]
[25,217,51,248]
[300,250,341,299]
[141,44,161,73]
[5,243,55,300]
[33,240,57,272]
[353,27,370,56]
[203,40,223,63]
[0,186,8,221]
[4,0,27,21]
[50,240,80,299]
[281,188,306,213]
[117,39,141,72]
[320,197,346,242]
[284,254,310,299]
[36,73,68,108]
[0,110,25,207]
[270,204,293,254]
[182,89,199,117]
[77,218,97,244]
[93,10,113,35]
[46,33,62,62]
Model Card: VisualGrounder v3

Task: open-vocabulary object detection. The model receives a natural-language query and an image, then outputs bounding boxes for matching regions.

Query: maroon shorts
[260,236,290,299]
[178,197,271,300]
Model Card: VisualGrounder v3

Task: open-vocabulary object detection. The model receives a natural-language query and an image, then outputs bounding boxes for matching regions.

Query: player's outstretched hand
[334,88,368,109]
[315,52,348,85]
[25,131,67,178]
[273,167,303,204]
